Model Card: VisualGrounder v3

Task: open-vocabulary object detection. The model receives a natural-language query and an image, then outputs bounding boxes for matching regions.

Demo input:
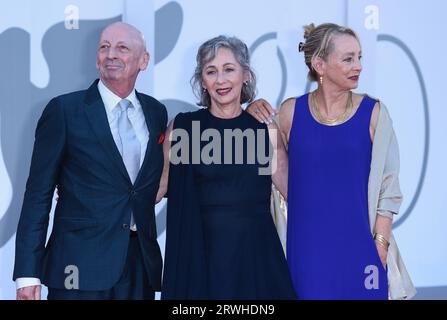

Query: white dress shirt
[16,80,149,290]
[98,80,149,168]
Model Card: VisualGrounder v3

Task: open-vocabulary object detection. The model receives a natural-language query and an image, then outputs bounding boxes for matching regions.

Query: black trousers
[47,232,154,300]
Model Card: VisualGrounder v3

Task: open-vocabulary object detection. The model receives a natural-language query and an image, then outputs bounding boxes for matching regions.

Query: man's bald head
[100,22,147,53]
[96,22,150,98]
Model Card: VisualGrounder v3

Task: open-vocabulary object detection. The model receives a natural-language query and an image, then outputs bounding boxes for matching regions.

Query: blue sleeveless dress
[287,94,388,300]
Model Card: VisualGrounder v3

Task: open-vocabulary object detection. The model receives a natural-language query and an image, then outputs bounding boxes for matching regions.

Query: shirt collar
[97,79,140,113]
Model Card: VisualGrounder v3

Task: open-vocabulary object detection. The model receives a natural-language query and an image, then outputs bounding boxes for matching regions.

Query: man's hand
[17,285,41,300]
[246,99,276,124]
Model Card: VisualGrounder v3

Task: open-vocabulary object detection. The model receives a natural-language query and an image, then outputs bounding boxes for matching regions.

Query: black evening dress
[162,109,296,300]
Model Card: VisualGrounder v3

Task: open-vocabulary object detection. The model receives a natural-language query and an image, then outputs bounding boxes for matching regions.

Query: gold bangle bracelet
[374,233,390,249]
[375,239,388,249]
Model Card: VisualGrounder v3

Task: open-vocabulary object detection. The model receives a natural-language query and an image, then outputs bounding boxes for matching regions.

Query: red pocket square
[157,133,165,144]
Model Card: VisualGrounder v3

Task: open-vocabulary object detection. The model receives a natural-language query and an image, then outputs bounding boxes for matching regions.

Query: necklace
[311,90,353,126]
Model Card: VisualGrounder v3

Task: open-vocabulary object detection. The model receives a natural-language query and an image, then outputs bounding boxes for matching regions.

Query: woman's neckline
[306,92,365,127]
[206,107,245,120]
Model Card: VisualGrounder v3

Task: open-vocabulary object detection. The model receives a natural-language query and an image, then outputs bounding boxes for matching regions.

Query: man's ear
[140,51,150,71]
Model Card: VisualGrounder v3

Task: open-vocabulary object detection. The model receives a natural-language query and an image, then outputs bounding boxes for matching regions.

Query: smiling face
[96,22,149,93]
[319,34,363,90]
[201,47,248,109]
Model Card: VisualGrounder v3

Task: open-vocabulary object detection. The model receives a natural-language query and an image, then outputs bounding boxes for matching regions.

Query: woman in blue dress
[158,35,296,299]
[247,23,415,299]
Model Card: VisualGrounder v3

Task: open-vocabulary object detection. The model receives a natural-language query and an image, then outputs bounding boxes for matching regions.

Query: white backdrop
[0,0,445,299]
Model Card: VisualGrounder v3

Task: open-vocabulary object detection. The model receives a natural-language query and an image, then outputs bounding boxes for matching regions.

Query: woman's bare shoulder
[357,93,381,138]
[277,97,298,139]
[278,97,297,119]
[280,97,297,110]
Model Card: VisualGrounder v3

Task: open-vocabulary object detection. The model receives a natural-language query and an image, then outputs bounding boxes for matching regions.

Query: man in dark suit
[13,22,167,300]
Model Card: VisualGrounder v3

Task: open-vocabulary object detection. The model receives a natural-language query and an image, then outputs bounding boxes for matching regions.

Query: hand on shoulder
[246,99,276,124]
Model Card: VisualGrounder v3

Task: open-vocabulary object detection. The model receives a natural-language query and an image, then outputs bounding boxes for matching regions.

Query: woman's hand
[376,241,388,269]
[373,215,392,270]
[246,99,277,124]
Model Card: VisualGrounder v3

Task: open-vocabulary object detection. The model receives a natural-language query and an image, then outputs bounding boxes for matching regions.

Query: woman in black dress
[158,35,295,300]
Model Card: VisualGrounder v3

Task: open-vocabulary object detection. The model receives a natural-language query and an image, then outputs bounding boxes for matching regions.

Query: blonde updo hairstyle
[299,23,360,82]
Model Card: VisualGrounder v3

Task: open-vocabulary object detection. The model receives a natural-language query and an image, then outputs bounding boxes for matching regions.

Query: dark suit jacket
[13,79,167,291]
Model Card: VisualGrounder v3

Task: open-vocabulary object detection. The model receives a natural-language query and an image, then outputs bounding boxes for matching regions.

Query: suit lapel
[83,80,131,185]
[134,91,157,186]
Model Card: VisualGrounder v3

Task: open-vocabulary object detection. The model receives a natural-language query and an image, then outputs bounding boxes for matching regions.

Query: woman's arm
[370,100,380,142]
[156,119,174,203]
[269,121,288,200]
[277,97,296,147]
[374,215,392,267]
[370,101,402,267]
[269,98,296,199]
